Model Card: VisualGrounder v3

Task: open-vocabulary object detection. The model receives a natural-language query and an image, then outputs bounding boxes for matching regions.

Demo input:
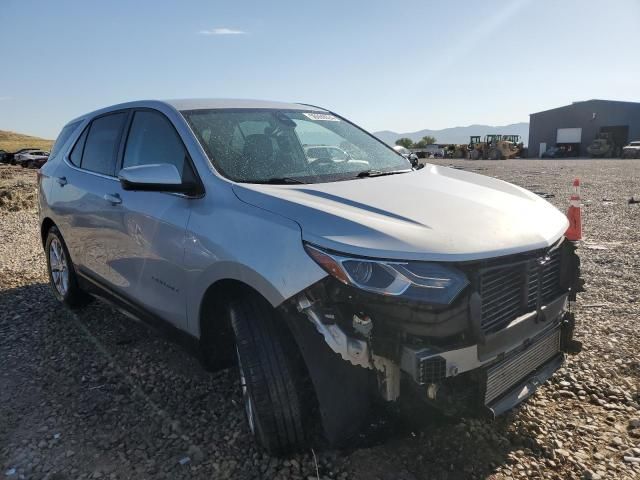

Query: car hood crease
[232,165,569,262]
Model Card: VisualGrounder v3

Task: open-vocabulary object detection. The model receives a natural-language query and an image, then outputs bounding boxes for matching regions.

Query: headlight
[305,244,469,305]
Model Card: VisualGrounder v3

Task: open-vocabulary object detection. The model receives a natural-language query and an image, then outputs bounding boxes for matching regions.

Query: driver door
[110,109,198,330]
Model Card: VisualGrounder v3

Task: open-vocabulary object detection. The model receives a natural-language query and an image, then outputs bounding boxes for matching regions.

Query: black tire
[488,148,501,160]
[230,295,308,455]
[45,226,91,308]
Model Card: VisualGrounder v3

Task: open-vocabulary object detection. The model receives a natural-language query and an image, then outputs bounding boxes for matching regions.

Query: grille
[418,356,446,384]
[484,328,561,404]
[479,248,563,335]
[527,250,562,310]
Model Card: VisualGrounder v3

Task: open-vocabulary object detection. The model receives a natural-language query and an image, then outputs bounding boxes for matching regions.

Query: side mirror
[408,153,419,167]
[118,164,194,193]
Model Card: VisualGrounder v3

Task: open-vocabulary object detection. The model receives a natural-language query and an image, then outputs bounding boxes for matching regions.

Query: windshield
[181,109,410,183]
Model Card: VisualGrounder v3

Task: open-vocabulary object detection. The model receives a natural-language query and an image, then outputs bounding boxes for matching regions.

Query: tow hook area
[560,311,583,354]
[296,293,400,401]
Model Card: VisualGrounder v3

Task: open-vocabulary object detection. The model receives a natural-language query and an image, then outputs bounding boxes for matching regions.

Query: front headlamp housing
[305,244,469,306]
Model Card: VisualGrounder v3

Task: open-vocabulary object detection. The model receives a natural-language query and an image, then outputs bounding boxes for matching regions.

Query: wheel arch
[197,277,286,371]
[40,217,56,248]
[199,279,264,331]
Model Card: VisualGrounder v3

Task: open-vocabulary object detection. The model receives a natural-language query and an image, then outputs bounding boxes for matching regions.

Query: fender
[184,186,326,337]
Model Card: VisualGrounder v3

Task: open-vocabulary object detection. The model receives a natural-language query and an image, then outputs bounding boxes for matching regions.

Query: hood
[232,165,569,262]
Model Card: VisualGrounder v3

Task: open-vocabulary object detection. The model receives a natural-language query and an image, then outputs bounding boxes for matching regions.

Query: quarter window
[122,111,187,177]
[81,113,127,176]
[69,127,88,166]
[50,121,81,159]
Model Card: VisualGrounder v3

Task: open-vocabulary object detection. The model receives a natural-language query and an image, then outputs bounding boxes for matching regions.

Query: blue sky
[1,0,639,139]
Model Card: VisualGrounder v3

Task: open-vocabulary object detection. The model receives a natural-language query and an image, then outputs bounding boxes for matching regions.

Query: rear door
[110,109,198,330]
[48,111,129,282]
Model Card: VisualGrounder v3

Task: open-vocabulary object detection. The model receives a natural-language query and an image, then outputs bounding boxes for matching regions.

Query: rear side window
[80,113,127,176]
[122,110,187,176]
[50,121,81,159]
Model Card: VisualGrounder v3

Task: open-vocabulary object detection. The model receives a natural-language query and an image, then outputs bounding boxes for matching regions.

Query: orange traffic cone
[565,178,582,241]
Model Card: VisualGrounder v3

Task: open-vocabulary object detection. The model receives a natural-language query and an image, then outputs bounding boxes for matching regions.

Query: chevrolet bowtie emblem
[537,255,551,266]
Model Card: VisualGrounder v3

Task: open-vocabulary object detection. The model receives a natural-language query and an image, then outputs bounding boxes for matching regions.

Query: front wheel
[488,148,502,160]
[45,226,90,308]
[230,295,309,455]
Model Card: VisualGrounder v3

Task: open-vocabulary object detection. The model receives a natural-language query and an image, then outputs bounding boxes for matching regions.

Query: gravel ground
[1,159,639,480]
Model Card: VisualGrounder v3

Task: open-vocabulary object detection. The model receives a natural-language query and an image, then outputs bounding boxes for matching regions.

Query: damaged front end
[284,238,584,441]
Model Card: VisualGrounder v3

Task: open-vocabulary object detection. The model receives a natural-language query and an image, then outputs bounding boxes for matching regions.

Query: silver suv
[39,99,583,454]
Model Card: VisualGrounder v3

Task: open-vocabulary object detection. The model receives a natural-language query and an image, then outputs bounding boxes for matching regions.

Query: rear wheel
[230,295,308,454]
[45,226,90,308]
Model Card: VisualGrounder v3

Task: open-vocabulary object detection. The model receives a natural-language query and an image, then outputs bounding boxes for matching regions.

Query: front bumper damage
[289,239,584,421]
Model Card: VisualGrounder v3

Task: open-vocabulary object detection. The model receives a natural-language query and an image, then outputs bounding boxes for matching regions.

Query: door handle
[103,193,122,205]
[56,176,67,186]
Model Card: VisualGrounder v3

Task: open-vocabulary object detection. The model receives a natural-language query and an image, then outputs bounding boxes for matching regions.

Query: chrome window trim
[62,154,203,199]
[61,155,201,199]
[62,154,120,182]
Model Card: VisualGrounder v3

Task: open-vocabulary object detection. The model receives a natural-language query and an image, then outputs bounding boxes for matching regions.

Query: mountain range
[373,122,529,146]
[0,123,529,155]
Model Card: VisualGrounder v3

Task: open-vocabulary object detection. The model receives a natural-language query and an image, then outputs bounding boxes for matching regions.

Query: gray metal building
[528,99,640,158]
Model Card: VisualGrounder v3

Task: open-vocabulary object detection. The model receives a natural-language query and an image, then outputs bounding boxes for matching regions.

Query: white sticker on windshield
[303,112,340,121]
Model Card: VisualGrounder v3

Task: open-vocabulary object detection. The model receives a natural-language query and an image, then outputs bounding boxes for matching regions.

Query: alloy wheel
[236,346,256,434]
[49,237,69,297]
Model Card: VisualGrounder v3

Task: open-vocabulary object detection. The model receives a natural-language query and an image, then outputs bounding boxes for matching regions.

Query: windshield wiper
[246,177,307,185]
[355,169,412,179]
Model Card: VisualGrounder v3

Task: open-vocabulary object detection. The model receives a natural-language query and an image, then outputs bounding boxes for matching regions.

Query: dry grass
[0,165,38,212]
[0,130,53,153]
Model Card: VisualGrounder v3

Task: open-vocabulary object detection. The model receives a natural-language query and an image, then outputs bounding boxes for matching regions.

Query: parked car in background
[8,148,40,165]
[15,150,49,168]
[541,146,566,159]
[622,141,640,159]
[303,145,353,162]
[393,145,420,167]
[39,99,583,455]
[422,144,445,158]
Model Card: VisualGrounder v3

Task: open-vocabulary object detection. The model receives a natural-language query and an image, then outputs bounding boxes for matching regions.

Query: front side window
[121,111,187,177]
[181,109,410,183]
[81,112,127,176]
